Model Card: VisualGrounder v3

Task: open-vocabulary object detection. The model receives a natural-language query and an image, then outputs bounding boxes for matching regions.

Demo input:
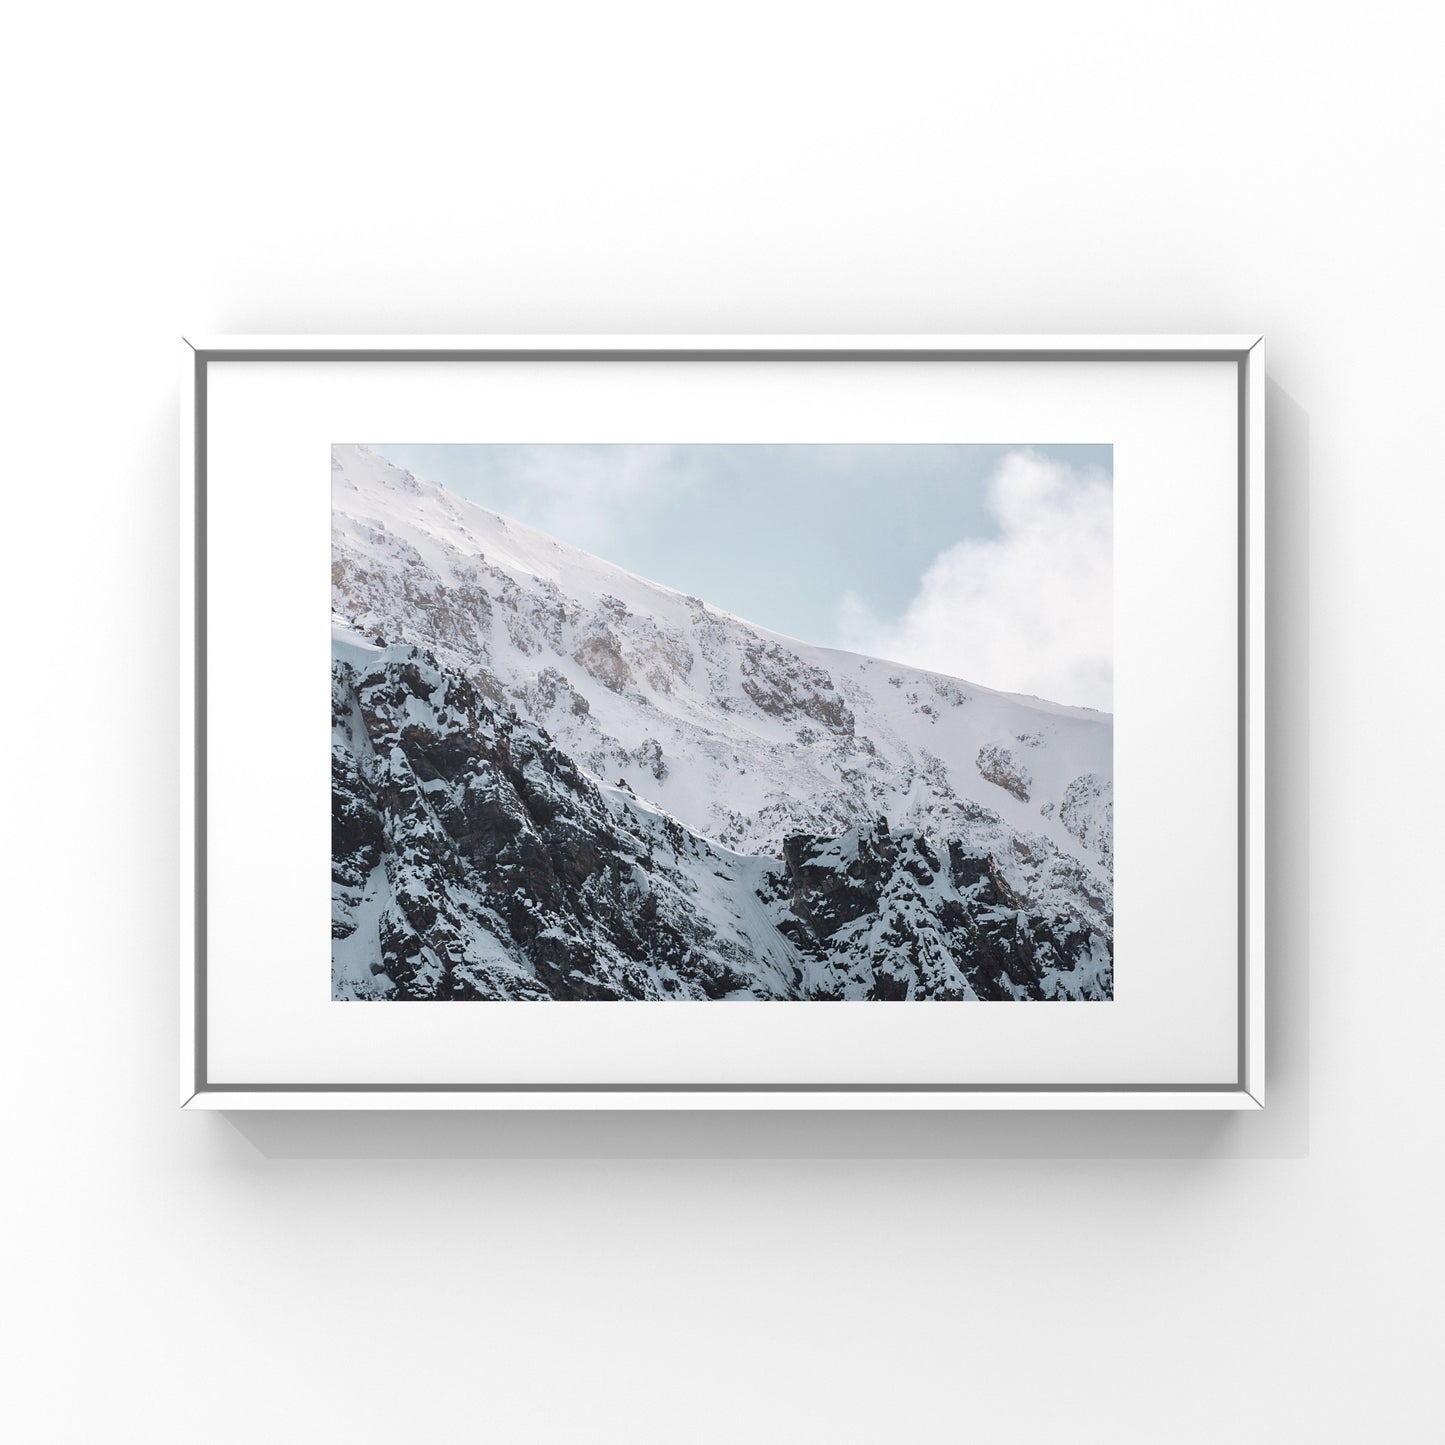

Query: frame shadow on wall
[222,380,1309,1161]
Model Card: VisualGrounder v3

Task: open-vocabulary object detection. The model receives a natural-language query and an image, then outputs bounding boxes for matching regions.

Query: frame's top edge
[183,333,1265,355]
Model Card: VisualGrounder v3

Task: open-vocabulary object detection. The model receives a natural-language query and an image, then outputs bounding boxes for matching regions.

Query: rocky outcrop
[333,645,1113,1002]
[572,631,633,692]
[329,444,1115,996]
[1060,773,1114,867]
[737,639,855,736]
[332,646,792,1001]
[976,743,1032,802]
[331,445,1114,884]
[764,822,1110,1001]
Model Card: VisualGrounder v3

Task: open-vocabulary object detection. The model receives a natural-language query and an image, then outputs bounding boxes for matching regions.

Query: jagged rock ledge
[332,646,1113,1002]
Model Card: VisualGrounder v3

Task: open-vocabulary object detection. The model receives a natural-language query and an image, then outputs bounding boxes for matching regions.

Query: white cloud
[838,450,1113,710]
[498,444,688,550]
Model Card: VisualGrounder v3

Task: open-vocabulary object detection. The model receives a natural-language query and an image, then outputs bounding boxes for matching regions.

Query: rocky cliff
[333,644,1113,1001]
[336,449,1109,873]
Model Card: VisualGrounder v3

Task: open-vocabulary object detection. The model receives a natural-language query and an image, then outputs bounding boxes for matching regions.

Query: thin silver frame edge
[180,336,1265,1110]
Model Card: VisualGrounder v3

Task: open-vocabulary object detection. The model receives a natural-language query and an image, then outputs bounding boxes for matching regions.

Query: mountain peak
[331,443,1112,891]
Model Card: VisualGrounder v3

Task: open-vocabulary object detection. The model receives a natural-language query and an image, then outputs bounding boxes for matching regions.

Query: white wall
[4,3,1440,1440]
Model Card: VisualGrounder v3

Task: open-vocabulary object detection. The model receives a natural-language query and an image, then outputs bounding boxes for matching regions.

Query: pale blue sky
[371,443,1112,667]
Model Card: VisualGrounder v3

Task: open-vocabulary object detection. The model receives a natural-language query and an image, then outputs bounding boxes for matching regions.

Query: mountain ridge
[329,443,1114,999]
[331,445,1112,890]
[338,445,1108,720]
[332,642,1112,1001]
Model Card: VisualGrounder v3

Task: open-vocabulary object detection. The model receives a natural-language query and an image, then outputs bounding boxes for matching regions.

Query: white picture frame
[181,335,1265,1110]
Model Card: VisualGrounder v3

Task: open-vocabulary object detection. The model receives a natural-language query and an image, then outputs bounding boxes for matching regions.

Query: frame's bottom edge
[183,1089,1261,1112]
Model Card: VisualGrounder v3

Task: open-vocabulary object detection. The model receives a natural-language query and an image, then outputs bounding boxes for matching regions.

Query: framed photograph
[181,335,1264,1109]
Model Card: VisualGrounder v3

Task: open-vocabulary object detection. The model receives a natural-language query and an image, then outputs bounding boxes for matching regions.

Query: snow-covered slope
[332,642,1112,1000]
[330,444,1114,943]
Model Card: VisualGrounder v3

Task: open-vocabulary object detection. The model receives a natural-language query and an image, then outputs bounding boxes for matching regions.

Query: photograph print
[331,442,1113,1002]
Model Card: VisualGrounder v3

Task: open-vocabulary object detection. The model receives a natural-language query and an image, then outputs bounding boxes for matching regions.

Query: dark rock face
[333,647,739,1000]
[333,645,1112,1002]
[764,823,1111,1001]
[332,445,1114,906]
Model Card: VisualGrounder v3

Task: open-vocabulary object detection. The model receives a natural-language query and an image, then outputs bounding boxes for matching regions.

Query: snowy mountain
[330,444,1114,1001]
